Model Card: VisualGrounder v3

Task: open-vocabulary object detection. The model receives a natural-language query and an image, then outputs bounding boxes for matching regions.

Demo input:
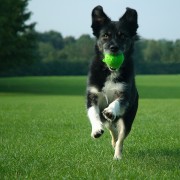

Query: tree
[57,34,95,62]
[36,31,64,50]
[171,40,180,63]
[63,36,76,46]
[0,0,37,74]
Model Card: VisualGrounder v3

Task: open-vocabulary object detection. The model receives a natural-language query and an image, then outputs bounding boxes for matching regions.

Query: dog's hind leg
[105,122,118,148]
[113,118,126,160]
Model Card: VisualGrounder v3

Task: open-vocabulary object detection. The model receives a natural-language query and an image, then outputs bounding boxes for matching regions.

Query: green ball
[102,53,124,70]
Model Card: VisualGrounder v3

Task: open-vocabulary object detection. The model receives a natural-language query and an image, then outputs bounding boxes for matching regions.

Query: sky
[28,0,180,40]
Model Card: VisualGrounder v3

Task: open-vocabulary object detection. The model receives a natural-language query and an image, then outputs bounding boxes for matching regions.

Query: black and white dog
[86,6,139,160]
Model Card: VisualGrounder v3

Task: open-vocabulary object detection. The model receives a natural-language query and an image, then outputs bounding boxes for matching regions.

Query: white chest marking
[102,81,125,103]
[88,72,126,110]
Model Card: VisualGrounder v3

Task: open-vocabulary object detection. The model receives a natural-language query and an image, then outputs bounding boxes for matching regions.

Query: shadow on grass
[0,77,86,96]
[136,148,180,170]
[0,77,179,98]
[0,83,86,96]
[138,86,180,99]
[138,148,180,158]
[0,85,179,99]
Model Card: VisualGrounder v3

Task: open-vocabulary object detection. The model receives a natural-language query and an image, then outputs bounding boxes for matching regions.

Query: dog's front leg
[103,99,125,121]
[87,90,104,138]
[88,106,104,138]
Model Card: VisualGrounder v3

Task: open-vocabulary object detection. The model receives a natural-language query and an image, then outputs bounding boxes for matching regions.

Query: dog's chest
[98,78,125,110]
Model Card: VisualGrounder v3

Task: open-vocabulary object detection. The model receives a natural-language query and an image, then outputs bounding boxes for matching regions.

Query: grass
[0,75,179,179]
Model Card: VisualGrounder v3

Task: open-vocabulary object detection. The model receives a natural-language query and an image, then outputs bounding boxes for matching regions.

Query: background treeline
[36,32,180,75]
[1,30,180,76]
[0,0,180,76]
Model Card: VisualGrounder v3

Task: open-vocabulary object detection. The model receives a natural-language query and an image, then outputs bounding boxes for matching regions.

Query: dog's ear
[119,8,138,36]
[91,6,111,37]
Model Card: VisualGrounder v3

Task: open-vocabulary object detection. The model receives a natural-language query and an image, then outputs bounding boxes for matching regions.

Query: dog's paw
[113,154,122,160]
[91,124,104,138]
[102,108,116,121]
[91,129,104,138]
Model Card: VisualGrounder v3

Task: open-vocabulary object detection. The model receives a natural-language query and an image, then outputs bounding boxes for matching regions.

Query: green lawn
[0,75,179,179]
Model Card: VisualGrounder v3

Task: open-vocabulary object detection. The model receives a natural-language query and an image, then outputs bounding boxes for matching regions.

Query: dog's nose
[110,45,119,53]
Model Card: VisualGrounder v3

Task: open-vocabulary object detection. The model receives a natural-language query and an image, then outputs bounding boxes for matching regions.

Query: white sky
[28,0,180,40]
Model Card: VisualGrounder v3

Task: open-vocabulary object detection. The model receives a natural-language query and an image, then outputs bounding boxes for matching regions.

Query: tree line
[35,32,180,75]
[0,0,180,76]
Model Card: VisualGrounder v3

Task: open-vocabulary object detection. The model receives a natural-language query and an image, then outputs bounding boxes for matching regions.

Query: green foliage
[171,40,180,63]
[36,30,64,50]
[38,42,56,63]
[0,76,179,179]
[0,0,37,73]
[134,39,180,64]
[35,33,180,75]
[134,39,180,74]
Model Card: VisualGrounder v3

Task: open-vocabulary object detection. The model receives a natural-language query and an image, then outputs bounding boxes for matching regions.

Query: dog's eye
[120,34,126,39]
[118,32,127,40]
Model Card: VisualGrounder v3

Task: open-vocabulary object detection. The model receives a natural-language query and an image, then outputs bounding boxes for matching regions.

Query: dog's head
[91,6,138,55]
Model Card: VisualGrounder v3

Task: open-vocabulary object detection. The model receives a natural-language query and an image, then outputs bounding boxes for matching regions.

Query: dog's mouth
[108,67,117,71]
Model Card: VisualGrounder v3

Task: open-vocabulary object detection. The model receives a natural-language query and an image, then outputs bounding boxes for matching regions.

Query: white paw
[91,124,104,138]
[113,145,123,160]
[113,154,122,160]
[102,107,116,121]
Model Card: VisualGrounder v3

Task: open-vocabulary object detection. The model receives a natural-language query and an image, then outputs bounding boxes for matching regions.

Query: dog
[86,6,139,160]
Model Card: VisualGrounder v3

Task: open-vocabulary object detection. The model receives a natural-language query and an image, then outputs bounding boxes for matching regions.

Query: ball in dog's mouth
[102,53,124,71]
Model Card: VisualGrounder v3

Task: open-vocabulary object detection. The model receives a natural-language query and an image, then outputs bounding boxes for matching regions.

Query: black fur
[86,6,139,159]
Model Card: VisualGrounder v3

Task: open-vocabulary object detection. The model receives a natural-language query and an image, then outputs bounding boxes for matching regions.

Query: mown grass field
[0,75,179,179]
